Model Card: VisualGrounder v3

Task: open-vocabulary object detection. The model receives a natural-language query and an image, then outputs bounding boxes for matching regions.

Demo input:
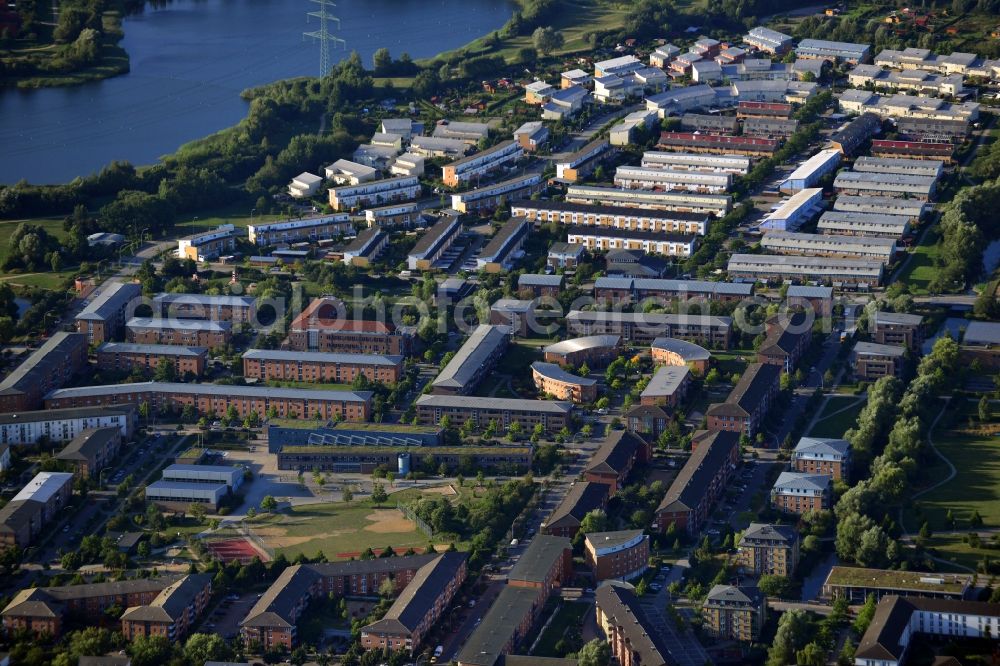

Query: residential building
[442,140,522,187]
[641,151,750,174]
[287,297,411,355]
[0,471,74,548]
[786,285,834,319]
[639,365,690,408]
[795,38,871,64]
[874,47,984,75]
[651,337,711,374]
[836,90,979,123]
[680,113,739,134]
[960,320,1000,369]
[792,437,851,481]
[407,214,462,271]
[414,395,572,433]
[853,341,906,380]
[896,116,969,143]
[727,253,886,286]
[691,59,723,83]
[352,143,399,169]
[565,184,731,216]
[829,112,883,156]
[242,349,402,384]
[432,325,510,395]
[847,64,965,97]
[871,139,954,163]
[702,585,766,642]
[75,281,142,344]
[0,405,136,447]
[478,218,531,272]
[817,211,911,239]
[645,84,720,117]
[758,188,824,232]
[360,552,468,654]
[489,299,535,337]
[555,139,612,182]
[609,109,659,146]
[432,120,490,144]
[44,382,372,422]
[517,273,563,298]
[585,530,649,582]
[833,170,937,201]
[833,195,927,221]
[328,176,421,211]
[594,583,682,666]
[757,311,812,373]
[120,574,213,642]
[54,427,121,479]
[657,132,779,157]
[543,335,621,367]
[455,586,540,666]
[654,430,739,533]
[594,55,643,78]
[780,148,842,193]
[154,293,257,324]
[380,118,421,139]
[743,116,799,138]
[324,159,377,185]
[744,26,793,54]
[409,136,468,158]
[872,311,924,349]
[512,200,710,236]
[649,44,680,68]
[605,249,671,278]
[389,153,425,178]
[730,79,818,103]
[542,85,590,120]
[176,224,236,261]
[625,404,670,440]
[541,481,610,538]
[705,363,781,437]
[96,342,207,377]
[565,310,732,347]
[560,68,591,88]
[531,362,597,403]
[594,276,752,305]
[288,172,322,199]
[247,213,352,246]
[737,523,800,577]
[738,100,793,117]
[126,317,231,348]
[613,166,731,194]
[513,121,549,152]
[565,226,697,258]
[508,535,573,598]
[771,471,831,514]
[822,567,973,603]
[451,173,545,214]
[342,228,389,267]
[761,231,897,263]
[583,430,648,494]
[365,202,421,228]
[0,332,87,412]
[854,596,1000,666]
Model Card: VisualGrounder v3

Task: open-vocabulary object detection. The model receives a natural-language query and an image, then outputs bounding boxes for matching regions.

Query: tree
[767,609,810,666]
[797,642,826,666]
[189,501,206,523]
[577,638,611,666]
[373,47,392,75]
[129,635,172,666]
[578,509,609,534]
[153,356,176,382]
[979,395,991,422]
[853,594,877,636]
[342,485,353,503]
[757,574,792,598]
[183,633,231,665]
[371,482,388,506]
[378,576,396,597]
[260,495,278,513]
[137,540,151,559]
[532,25,564,54]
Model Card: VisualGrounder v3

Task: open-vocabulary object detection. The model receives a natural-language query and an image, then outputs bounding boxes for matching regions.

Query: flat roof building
[640,365,691,408]
[795,38,871,64]
[833,170,937,200]
[247,213,352,246]
[727,253,885,285]
[817,211,911,238]
[781,149,842,193]
[640,151,750,174]
[0,405,136,446]
[565,310,732,347]
[450,174,544,214]
[415,395,573,433]
[760,231,897,262]
[613,166,731,193]
[565,184,731,216]
[833,195,927,221]
[759,188,823,232]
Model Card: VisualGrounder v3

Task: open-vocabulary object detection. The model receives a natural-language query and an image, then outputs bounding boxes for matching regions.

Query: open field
[807,396,865,439]
[905,402,1000,532]
[171,202,285,234]
[923,533,993,573]
[894,226,942,295]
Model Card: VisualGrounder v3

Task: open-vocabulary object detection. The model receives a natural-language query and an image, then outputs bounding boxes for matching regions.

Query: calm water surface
[0,0,513,184]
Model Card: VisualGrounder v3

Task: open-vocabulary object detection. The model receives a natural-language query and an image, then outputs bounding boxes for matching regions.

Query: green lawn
[905,404,1000,532]
[531,601,591,657]
[894,226,941,295]
[807,396,865,439]
[171,202,285,234]
[249,500,431,560]
[923,533,992,573]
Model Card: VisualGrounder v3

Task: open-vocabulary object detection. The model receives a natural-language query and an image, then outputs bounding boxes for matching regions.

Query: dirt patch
[421,484,457,496]
[363,509,416,533]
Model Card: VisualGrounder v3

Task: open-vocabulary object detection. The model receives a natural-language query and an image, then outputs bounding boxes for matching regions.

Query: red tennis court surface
[204,537,270,564]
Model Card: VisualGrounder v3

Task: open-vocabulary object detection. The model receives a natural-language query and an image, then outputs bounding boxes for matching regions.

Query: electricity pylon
[304,0,346,77]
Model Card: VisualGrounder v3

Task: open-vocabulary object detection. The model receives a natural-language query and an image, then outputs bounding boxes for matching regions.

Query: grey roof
[650,337,711,362]
[76,282,141,322]
[544,335,621,356]
[962,320,1000,346]
[593,584,677,666]
[531,362,597,387]
[409,214,460,259]
[13,472,73,504]
[45,381,372,403]
[479,218,530,263]
[242,349,403,366]
[640,365,690,398]
[164,463,242,475]
[456,586,538,666]
[773,471,831,493]
[433,325,510,390]
[705,584,762,606]
[97,342,208,357]
[584,529,645,550]
[55,427,119,462]
[0,405,134,426]
[241,565,322,628]
[127,317,231,333]
[854,341,906,357]
[0,500,42,535]
[508,535,570,585]
[362,552,468,635]
[154,293,256,308]
[490,299,533,314]
[657,431,739,514]
[0,331,86,396]
[705,363,780,419]
[793,437,850,458]
[544,481,610,530]
[786,285,833,299]
[415,394,572,415]
[518,273,563,287]
[594,276,753,297]
[873,311,923,327]
[739,522,799,546]
[120,574,212,623]
[548,242,584,257]
[566,310,732,329]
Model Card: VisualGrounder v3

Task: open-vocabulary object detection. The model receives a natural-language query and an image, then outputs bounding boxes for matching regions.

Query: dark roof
[657,431,739,514]
[361,552,467,634]
[410,215,460,258]
[503,657,578,666]
[759,312,810,357]
[585,529,645,551]
[55,427,119,463]
[706,363,780,418]
[508,535,570,585]
[78,657,131,666]
[512,199,709,223]
[831,113,882,154]
[625,404,670,419]
[704,584,763,608]
[120,574,212,623]
[0,332,85,398]
[2,577,182,618]
[739,523,798,547]
[544,482,611,531]
[584,430,643,477]
[456,586,539,666]
[480,218,530,263]
[594,584,676,666]
[0,499,42,535]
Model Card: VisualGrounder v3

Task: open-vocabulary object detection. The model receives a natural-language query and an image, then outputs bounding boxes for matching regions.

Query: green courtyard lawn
[807,396,865,439]
[904,401,1000,532]
[530,600,591,657]
[893,226,941,295]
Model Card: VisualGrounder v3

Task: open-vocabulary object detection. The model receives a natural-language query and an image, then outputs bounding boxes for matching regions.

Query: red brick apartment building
[241,554,462,650]
[96,342,208,377]
[0,332,88,412]
[792,436,851,481]
[507,535,573,600]
[75,281,142,345]
[757,312,812,373]
[120,574,213,643]
[242,349,404,384]
[771,471,831,515]
[872,311,923,350]
[126,317,232,348]
[1,576,190,638]
[595,584,675,666]
[541,481,611,539]
[585,529,650,582]
[655,431,739,534]
[54,427,121,479]
[705,363,781,437]
[287,297,411,356]
[583,430,650,494]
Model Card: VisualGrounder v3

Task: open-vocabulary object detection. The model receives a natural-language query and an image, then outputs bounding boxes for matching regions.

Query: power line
[303,0,345,77]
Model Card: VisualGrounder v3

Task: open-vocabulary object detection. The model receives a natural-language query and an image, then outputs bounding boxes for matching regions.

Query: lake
[0,0,514,184]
